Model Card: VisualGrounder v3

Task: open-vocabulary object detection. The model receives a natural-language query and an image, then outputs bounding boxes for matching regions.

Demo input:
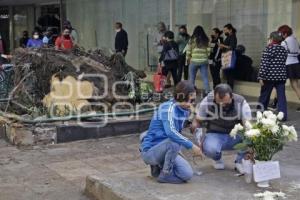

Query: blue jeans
[188,62,210,93]
[258,81,287,121]
[202,133,245,163]
[141,139,193,183]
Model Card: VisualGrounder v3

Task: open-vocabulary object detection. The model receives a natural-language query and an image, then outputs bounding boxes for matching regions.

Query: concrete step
[2,118,151,146]
[56,119,151,143]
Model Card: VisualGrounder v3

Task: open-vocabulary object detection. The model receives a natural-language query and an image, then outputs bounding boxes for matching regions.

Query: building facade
[65,0,300,71]
[0,0,65,53]
[0,0,300,73]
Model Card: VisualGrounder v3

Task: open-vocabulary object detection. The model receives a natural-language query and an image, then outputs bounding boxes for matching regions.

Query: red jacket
[55,36,73,50]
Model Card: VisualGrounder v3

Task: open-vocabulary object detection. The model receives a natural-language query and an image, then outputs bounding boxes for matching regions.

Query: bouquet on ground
[230,111,298,161]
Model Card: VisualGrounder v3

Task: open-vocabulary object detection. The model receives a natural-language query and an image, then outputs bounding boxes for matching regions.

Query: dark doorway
[38,4,61,35]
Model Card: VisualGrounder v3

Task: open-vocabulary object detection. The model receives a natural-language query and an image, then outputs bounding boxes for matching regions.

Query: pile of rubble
[2,47,146,117]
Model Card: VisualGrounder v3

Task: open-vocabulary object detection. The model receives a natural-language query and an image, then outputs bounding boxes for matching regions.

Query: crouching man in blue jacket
[140,81,203,184]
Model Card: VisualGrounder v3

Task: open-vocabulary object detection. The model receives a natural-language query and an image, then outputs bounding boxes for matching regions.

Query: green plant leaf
[234,142,248,151]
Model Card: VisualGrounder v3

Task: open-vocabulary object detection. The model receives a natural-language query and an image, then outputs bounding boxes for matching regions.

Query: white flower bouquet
[230,111,298,161]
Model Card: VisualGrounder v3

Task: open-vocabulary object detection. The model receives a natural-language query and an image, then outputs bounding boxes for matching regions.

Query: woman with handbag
[219,24,237,89]
[186,26,210,96]
[278,25,300,111]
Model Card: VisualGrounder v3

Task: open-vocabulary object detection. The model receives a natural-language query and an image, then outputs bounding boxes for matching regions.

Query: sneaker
[214,159,225,170]
[150,165,161,178]
[157,172,184,184]
[296,107,300,112]
[235,162,244,174]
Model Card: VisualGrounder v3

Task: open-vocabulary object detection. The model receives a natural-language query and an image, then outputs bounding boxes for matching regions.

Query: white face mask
[115,29,121,32]
[33,35,39,39]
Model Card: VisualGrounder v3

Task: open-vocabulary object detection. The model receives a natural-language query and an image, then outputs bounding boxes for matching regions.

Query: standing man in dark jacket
[20,31,29,48]
[176,25,190,81]
[209,28,223,89]
[258,31,288,120]
[115,22,128,57]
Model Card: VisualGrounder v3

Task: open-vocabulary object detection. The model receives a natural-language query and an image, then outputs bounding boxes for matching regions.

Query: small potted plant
[230,111,298,187]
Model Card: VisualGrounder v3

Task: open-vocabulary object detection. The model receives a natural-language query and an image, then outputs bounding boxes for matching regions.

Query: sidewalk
[0,103,299,200]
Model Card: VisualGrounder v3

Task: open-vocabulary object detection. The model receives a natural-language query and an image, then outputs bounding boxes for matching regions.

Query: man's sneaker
[150,165,161,178]
[235,162,244,174]
[296,107,300,112]
[214,159,225,170]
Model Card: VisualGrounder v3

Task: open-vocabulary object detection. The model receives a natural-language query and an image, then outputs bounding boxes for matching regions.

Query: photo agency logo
[2,72,264,127]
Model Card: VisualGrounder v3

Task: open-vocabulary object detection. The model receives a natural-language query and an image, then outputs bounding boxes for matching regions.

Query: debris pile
[3,47,146,117]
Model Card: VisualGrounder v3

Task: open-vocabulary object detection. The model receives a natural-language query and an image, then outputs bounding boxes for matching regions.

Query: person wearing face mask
[26,31,43,48]
[191,84,252,172]
[114,22,128,57]
[258,31,288,121]
[154,22,173,87]
[140,81,203,184]
[209,28,223,89]
[55,28,74,50]
[219,24,237,90]
[63,20,79,45]
[176,25,190,81]
[20,31,29,48]
[42,27,54,47]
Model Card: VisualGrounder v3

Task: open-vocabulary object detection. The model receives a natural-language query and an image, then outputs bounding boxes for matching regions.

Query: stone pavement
[0,104,299,200]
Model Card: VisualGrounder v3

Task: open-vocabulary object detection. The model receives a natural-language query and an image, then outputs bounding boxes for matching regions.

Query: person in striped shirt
[186,26,211,95]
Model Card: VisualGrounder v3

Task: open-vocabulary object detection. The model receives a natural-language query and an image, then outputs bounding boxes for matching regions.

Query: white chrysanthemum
[277,112,284,121]
[245,121,253,130]
[256,111,263,121]
[254,191,286,199]
[282,125,290,136]
[269,113,278,122]
[263,110,273,118]
[263,111,277,123]
[261,118,276,128]
[236,123,244,131]
[245,129,260,138]
[282,125,289,131]
[230,127,238,138]
[271,125,279,134]
[288,126,298,142]
[230,124,243,138]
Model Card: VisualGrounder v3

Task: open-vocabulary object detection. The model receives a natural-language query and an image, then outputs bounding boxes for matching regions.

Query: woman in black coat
[219,24,237,89]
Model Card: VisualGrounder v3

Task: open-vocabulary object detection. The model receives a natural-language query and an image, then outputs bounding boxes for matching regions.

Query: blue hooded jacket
[141,99,193,152]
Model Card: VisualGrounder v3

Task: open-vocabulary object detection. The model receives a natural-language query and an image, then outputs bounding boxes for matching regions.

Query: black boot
[150,165,161,178]
[268,98,277,110]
